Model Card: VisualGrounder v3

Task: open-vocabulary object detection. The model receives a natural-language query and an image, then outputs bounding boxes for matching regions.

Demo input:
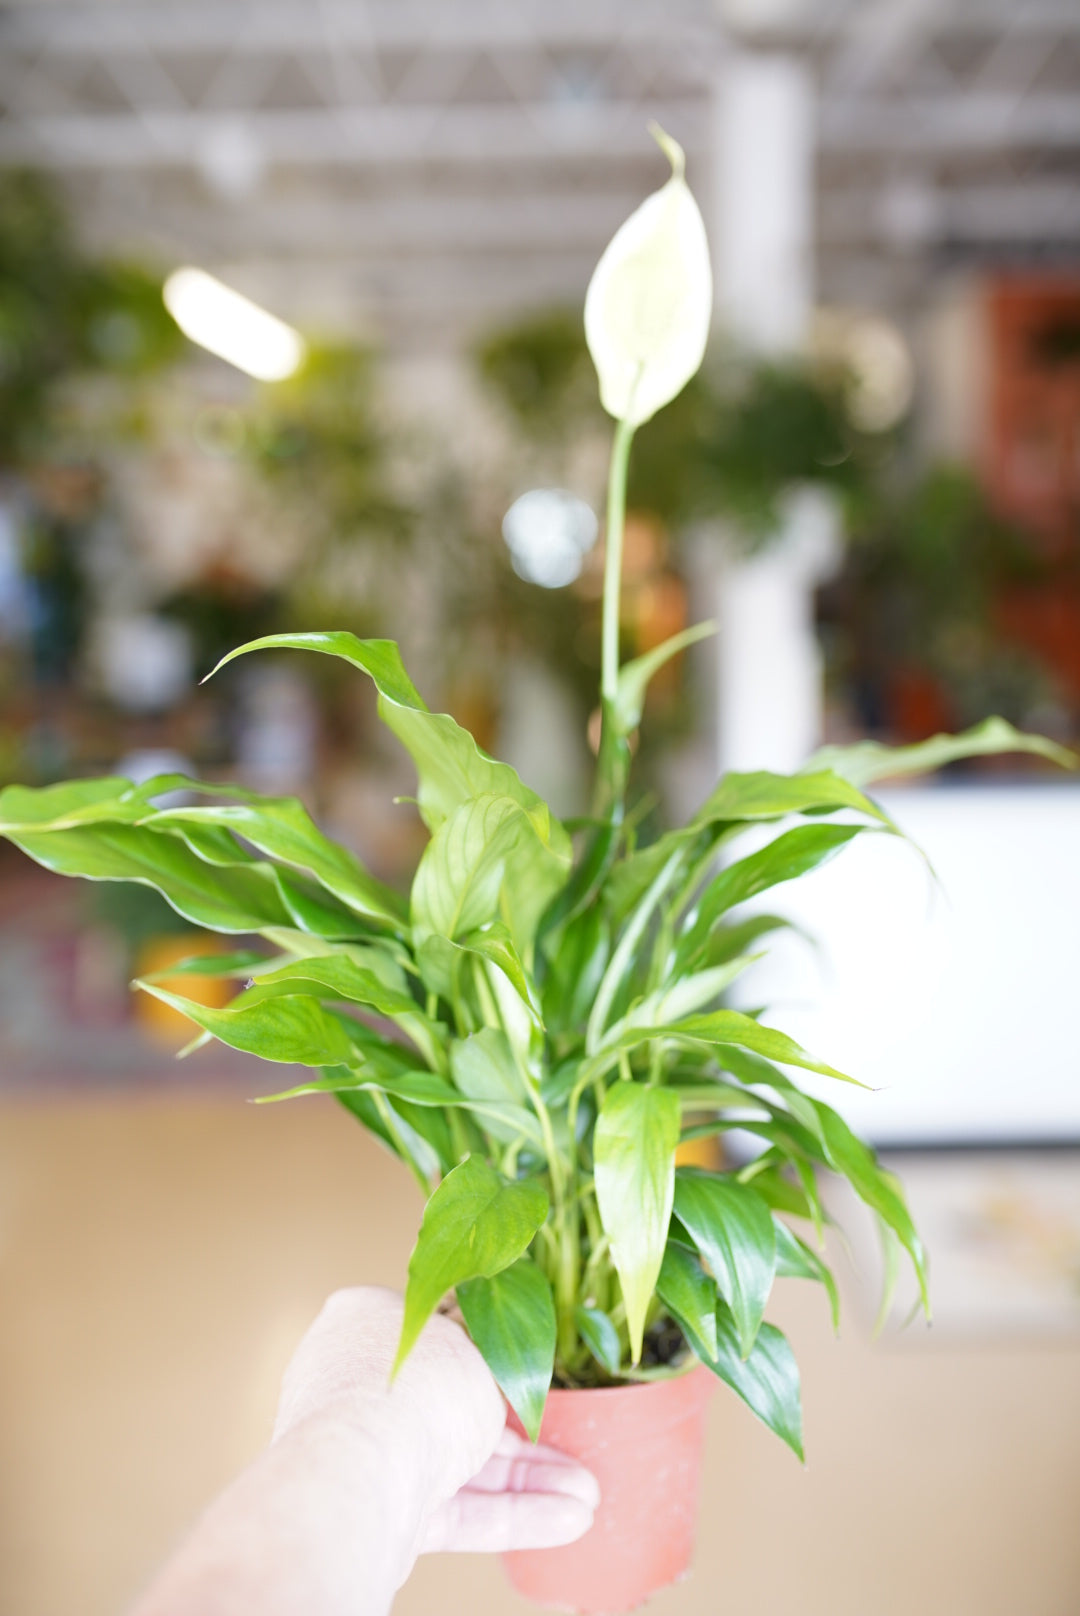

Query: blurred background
[0,1,1078,1612]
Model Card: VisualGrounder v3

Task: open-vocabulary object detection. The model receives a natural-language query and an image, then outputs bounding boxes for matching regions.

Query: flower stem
[600,417,636,708]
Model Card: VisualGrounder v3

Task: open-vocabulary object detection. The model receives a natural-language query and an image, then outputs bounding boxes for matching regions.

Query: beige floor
[1,1092,1078,1616]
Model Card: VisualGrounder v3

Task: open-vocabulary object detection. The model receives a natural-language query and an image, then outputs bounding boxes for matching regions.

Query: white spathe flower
[585,124,712,428]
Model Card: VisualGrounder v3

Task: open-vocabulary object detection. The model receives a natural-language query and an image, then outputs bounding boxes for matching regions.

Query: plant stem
[600,416,636,708]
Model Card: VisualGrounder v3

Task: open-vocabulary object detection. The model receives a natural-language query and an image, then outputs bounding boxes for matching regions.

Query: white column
[708,49,839,775]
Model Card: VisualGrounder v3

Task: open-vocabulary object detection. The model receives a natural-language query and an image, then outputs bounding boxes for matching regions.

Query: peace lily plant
[1,131,1072,1472]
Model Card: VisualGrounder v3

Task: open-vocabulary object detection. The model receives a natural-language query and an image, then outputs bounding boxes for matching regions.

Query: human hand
[133,1286,597,1616]
[274,1286,599,1560]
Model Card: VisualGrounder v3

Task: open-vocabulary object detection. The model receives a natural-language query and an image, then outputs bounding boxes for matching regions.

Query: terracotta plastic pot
[503,1367,714,1613]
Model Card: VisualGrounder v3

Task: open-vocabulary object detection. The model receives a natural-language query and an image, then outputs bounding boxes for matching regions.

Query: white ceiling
[1,0,1078,345]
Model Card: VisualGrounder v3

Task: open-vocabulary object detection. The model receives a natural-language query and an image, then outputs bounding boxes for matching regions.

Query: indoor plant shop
[0,130,1071,1614]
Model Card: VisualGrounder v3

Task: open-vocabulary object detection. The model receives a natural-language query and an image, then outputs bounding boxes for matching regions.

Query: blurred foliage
[629,356,884,542]
[474,307,885,543]
[474,308,601,445]
[0,169,182,462]
[243,342,414,618]
[820,464,1056,732]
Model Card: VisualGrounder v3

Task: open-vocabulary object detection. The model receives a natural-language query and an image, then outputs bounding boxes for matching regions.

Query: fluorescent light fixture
[163,267,305,381]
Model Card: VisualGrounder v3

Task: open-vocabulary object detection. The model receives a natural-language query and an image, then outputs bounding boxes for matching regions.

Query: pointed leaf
[411,793,570,959]
[574,1305,623,1376]
[396,1157,548,1372]
[8,822,290,933]
[206,632,570,848]
[134,981,355,1065]
[656,1240,718,1360]
[810,1100,929,1314]
[147,791,406,927]
[587,1009,862,1089]
[774,1220,840,1332]
[673,1171,776,1358]
[677,825,864,970]
[449,1030,543,1149]
[806,715,1076,786]
[614,621,716,737]
[700,1305,804,1460]
[458,1258,556,1441]
[594,1083,680,1364]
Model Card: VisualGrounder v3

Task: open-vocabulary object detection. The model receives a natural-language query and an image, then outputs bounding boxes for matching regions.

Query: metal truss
[0,0,1077,339]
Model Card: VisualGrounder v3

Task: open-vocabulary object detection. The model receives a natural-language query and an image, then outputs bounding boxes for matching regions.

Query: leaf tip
[648,120,685,180]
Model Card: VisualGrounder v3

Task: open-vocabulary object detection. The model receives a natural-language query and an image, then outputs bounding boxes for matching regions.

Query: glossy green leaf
[8,822,290,933]
[0,776,135,830]
[239,953,441,1067]
[336,1086,449,1180]
[206,633,570,849]
[417,922,539,1018]
[147,791,406,926]
[701,1304,804,1460]
[411,793,570,960]
[449,1030,543,1148]
[588,1009,862,1089]
[543,907,611,1036]
[673,1171,776,1357]
[606,957,759,1042]
[701,913,805,968]
[139,949,268,980]
[806,715,1076,786]
[458,1258,556,1441]
[690,769,892,829]
[574,1305,623,1376]
[594,1083,680,1364]
[254,1067,461,1108]
[656,1240,718,1360]
[677,824,864,968]
[774,1220,840,1331]
[135,980,356,1065]
[396,1156,548,1372]
[614,621,716,737]
[811,1100,929,1313]
[273,870,372,941]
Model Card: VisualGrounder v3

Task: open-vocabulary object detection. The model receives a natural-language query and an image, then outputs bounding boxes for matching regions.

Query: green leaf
[574,1305,623,1376]
[606,957,759,1042]
[8,822,291,933]
[417,923,540,1018]
[239,952,442,1068]
[147,790,406,927]
[690,769,893,829]
[254,1067,462,1108]
[774,1220,840,1332]
[449,1030,543,1148]
[206,633,571,850]
[588,1008,862,1089]
[594,1083,681,1364]
[272,870,372,941]
[139,949,268,980]
[134,981,356,1065]
[396,1156,548,1372]
[411,793,570,960]
[806,715,1076,786]
[541,904,611,1035]
[677,824,865,968]
[810,1100,929,1314]
[700,1305,804,1460]
[656,1240,718,1360]
[673,1172,776,1358]
[701,913,806,968]
[0,776,135,830]
[614,621,716,737]
[458,1258,556,1441]
[335,1085,447,1180]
